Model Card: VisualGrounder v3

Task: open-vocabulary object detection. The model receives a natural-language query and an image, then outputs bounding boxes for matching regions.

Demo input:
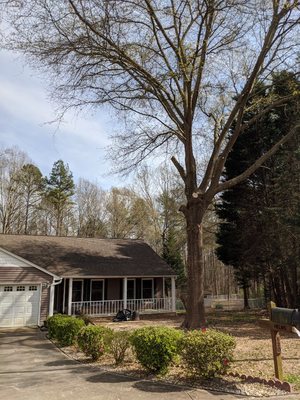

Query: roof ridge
[0,233,144,242]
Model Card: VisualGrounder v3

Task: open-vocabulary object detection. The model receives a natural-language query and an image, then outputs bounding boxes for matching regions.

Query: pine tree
[46,160,75,236]
[216,71,300,308]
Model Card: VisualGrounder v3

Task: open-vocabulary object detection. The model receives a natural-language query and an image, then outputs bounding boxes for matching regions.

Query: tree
[16,163,45,234]
[162,227,187,303]
[76,178,107,238]
[45,160,75,236]
[217,72,300,308]
[0,147,30,233]
[4,1,300,328]
[105,187,154,239]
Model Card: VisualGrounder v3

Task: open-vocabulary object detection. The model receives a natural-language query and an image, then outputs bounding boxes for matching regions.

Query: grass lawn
[95,309,300,391]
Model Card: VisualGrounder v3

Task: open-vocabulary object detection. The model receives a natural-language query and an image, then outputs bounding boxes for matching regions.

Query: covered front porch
[53,276,176,316]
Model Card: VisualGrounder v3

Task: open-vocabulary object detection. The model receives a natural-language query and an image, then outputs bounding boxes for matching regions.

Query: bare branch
[171,156,186,182]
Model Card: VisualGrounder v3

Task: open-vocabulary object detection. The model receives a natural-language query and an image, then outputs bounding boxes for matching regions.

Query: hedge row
[47,314,235,377]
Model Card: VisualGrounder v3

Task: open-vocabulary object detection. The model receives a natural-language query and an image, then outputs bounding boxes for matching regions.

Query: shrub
[47,314,68,339]
[215,303,224,310]
[131,326,183,374]
[110,331,131,365]
[76,313,93,326]
[47,314,85,346]
[180,329,236,378]
[77,325,113,361]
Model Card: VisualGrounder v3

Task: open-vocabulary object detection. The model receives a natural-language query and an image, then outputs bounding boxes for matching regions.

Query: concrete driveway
[0,329,295,400]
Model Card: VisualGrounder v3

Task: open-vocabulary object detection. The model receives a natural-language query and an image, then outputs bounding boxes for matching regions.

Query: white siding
[0,249,28,267]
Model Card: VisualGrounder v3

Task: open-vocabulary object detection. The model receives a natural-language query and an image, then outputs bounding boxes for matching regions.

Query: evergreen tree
[46,160,75,236]
[216,71,300,308]
[162,227,186,292]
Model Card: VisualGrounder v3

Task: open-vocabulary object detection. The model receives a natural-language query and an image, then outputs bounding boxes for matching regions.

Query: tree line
[0,149,174,242]
[0,146,236,298]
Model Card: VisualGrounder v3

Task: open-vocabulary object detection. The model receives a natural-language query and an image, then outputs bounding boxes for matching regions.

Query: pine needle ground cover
[56,310,300,396]
[94,310,300,391]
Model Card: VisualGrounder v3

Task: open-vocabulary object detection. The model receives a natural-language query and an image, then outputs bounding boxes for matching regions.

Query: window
[90,280,104,301]
[4,286,13,292]
[72,280,83,302]
[127,279,136,299]
[17,286,25,291]
[142,279,153,299]
[29,285,38,291]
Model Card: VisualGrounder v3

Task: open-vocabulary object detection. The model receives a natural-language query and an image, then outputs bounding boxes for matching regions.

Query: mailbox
[292,310,300,328]
[271,307,300,327]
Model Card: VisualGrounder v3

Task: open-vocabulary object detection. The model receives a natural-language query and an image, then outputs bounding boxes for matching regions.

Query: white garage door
[0,284,40,327]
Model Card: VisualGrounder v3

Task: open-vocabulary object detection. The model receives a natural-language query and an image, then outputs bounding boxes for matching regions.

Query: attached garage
[0,248,60,328]
[0,284,41,327]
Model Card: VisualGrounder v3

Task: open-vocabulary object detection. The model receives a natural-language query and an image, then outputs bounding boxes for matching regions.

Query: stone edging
[227,372,292,392]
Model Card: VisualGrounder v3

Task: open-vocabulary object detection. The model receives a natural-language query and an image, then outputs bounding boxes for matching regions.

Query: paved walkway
[0,329,297,400]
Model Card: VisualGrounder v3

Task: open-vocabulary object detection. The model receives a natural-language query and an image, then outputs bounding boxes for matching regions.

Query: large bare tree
[3,0,300,327]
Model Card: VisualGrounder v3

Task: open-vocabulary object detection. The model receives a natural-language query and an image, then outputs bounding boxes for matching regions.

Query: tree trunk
[263,271,271,305]
[282,267,294,308]
[243,283,250,309]
[56,208,61,236]
[24,193,30,235]
[182,201,206,329]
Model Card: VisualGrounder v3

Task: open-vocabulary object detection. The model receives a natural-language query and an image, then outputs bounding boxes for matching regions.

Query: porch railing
[71,297,172,316]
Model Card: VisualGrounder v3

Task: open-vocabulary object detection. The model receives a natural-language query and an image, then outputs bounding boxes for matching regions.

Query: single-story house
[0,235,176,328]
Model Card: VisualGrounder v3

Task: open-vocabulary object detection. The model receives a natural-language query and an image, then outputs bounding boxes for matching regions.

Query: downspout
[49,277,63,317]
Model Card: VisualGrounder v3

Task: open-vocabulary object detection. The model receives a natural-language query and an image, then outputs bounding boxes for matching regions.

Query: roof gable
[0,247,59,280]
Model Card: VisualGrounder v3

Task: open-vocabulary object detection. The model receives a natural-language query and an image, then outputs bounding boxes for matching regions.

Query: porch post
[171,276,176,312]
[68,278,73,315]
[49,283,55,317]
[62,278,66,313]
[123,277,127,310]
[162,277,165,298]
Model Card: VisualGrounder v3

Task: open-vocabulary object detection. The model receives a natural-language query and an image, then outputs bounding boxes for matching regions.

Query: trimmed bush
[47,314,68,339]
[180,329,236,378]
[76,313,93,326]
[110,330,131,365]
[47,314,85,346]
[77,325,113,361]
[131,326,183,374]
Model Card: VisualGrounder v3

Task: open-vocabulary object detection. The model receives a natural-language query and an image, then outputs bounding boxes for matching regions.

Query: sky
[0,50,128,189]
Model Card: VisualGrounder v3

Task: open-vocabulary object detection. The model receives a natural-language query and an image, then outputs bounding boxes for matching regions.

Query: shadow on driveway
[133,381,187,393]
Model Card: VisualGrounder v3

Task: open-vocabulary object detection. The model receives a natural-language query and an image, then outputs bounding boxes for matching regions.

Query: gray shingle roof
[0,235,175,278]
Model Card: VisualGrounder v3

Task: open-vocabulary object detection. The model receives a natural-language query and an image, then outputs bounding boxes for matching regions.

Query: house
[0,235,176,328]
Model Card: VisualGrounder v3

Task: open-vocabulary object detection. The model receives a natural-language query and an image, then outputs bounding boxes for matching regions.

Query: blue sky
[0,50,127,189]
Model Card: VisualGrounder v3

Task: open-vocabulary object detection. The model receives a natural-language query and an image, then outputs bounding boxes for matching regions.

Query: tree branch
[171,156,186,182]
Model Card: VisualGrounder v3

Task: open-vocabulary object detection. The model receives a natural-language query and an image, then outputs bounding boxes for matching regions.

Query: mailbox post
[269,302,283,380]
[259,302,300,381]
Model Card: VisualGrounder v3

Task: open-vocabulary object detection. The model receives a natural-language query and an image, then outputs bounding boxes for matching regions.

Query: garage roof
[0,235,175,278]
